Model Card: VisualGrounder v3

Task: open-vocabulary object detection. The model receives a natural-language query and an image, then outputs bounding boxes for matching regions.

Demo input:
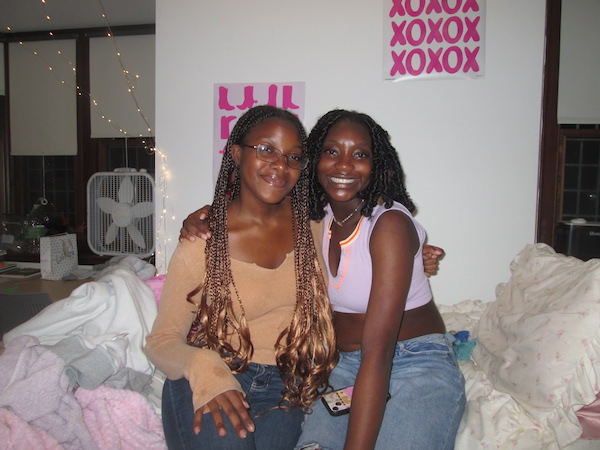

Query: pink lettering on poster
[384,0,485,80]
[212,82,306,183]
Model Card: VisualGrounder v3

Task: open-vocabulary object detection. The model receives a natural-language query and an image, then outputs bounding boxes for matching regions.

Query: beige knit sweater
[144,221,325,412]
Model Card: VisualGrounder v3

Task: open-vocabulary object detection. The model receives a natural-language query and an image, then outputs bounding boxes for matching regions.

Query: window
[537,1,600,247]
[0,25,155,265]
[3,138,154,264]
[559,125,600,223]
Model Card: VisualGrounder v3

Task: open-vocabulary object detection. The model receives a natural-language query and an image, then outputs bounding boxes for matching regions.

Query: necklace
[332,200,364,227]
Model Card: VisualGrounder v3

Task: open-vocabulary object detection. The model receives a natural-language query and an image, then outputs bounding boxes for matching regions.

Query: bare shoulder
[372,208,416,235]
[370,209,418,255]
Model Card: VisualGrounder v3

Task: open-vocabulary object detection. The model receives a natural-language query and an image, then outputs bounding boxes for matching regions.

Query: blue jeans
[162,362,304,449]
[295,334,466,450]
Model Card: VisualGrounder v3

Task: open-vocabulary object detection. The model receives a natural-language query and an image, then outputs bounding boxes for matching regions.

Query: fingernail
[240,430,247,438]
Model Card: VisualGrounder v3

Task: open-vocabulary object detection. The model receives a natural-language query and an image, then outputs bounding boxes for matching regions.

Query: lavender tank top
[323,202,432,313]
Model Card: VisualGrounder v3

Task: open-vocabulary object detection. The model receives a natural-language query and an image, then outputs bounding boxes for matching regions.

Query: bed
[438,243,600,449]
[2,244,600,449]
[0,257,167,449]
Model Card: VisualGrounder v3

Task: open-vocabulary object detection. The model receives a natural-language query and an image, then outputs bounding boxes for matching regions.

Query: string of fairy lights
[4,0,174,272]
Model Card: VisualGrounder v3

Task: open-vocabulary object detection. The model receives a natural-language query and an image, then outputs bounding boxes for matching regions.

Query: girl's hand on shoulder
[423,244,444,276]
[179,205,213,242]
[193,389,254,438]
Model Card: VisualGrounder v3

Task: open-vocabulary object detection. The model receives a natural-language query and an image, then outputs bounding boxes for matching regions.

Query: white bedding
[439,244,600,449]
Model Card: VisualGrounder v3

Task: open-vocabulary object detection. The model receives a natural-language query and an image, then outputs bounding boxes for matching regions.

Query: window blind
[89,34,155,138]
[9,39,77,155]
[557,0,600,124]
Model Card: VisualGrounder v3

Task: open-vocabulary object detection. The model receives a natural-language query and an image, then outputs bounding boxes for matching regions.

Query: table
[0,273,88,302]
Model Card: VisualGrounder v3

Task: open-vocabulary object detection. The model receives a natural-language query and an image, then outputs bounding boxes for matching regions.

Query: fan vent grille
[87,171,155,258]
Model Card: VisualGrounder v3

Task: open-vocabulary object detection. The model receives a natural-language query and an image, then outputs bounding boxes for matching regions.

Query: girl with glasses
[144,105,337,449]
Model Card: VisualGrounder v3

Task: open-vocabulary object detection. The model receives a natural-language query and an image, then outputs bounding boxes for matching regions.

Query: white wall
[155,0,546,305]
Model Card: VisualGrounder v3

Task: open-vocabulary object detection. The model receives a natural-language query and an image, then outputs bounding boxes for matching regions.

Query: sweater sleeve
[144,239,243,411]
[310,220,328,284]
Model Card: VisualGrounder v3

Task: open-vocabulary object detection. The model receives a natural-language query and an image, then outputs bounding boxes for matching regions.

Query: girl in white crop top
[296,109,465,450]
[324,201,432,314]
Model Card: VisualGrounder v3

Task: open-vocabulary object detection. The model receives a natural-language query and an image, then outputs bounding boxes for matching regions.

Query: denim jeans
[295,333,466,450]
[162,362,304,450]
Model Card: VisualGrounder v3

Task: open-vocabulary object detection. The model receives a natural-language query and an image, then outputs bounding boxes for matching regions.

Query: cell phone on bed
[321,386,391,416]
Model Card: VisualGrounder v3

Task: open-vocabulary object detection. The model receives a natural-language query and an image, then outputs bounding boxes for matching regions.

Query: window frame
[536,0,562,246]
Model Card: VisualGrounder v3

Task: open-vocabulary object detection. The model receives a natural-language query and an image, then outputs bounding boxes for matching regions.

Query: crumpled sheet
[440,244,600,450]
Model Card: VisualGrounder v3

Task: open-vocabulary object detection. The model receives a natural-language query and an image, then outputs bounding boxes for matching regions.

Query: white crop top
[323,202,432,314]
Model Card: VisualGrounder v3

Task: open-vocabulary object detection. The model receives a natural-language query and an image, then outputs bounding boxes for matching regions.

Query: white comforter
[3,266,157,376]
[439,244,600,450]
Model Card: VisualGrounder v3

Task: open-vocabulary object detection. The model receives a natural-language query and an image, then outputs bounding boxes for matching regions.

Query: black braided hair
[307,109,416,221]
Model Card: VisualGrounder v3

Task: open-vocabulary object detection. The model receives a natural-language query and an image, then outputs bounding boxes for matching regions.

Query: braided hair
[187,105,337,411]
[307,109,415,221]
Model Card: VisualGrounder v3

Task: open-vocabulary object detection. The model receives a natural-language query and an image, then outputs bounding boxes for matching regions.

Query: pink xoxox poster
[213,82,306,184]
[383,0,485,81]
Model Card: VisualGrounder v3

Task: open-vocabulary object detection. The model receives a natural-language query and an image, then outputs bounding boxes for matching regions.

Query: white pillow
[438,299,487,335]
[473,243,600,447]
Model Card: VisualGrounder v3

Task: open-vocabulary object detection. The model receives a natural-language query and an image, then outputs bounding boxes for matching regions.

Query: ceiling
[0,0,155,34]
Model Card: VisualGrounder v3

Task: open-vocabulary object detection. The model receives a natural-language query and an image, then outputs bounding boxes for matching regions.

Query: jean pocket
[401,341,452,357]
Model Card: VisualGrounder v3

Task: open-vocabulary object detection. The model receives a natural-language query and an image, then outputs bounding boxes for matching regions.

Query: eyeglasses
[241,144,309,170]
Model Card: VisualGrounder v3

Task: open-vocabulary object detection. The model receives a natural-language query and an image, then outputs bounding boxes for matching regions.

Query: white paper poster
[213,82,306,183]
[383,0,486,81]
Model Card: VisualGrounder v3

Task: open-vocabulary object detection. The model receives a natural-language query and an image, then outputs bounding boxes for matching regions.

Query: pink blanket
[577,394,600,439]
[0,336,165,449]
[0,409,62,450]
[76,386,165,450]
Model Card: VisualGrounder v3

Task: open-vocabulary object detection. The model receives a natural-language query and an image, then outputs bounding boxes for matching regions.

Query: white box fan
[87,168,155,258]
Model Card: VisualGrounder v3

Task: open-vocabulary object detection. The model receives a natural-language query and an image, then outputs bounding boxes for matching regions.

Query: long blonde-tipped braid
[188,105,337,410]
